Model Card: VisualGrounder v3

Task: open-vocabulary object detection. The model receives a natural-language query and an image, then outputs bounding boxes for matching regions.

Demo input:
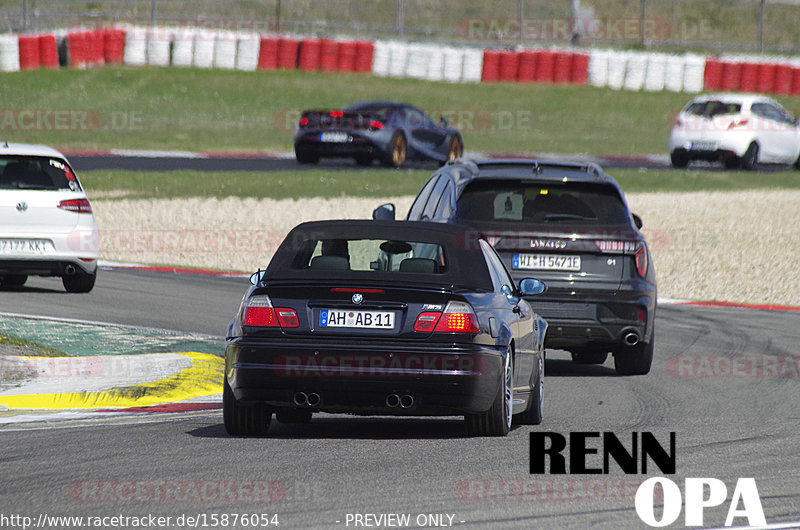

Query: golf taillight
[414,301,479,334]
[57,198,92,214]
[243,296,298,328]
[635,246,648,277]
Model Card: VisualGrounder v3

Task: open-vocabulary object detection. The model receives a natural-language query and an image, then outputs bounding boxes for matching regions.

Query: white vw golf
[0,142,99,292]
[669,93,800,170]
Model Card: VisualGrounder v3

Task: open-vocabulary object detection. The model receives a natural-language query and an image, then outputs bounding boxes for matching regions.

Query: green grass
[8,67,800,156]
[80,168,432,199]
[0,334,68,358]
[80,167,800,200]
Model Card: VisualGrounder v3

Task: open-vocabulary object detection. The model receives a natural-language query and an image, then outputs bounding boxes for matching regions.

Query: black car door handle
[512,305,522,315]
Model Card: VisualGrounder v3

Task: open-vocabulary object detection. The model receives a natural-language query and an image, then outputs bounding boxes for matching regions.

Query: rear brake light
[243,295,298,328]
[433,301,480,333]
[57,198,92,214]
[330,110,343,118]
[299,117,309,127]
[674,118,683,128]
[369,120,384,130]
[331,288,385,293]
[635,246,648,277]
[413,311,441,332]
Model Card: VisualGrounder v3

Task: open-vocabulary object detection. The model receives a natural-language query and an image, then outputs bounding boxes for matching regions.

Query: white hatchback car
[669,94,800,170]
[0,142,99,292]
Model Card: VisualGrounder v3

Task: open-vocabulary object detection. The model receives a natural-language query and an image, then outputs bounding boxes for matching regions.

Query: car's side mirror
[632,213,643,229]
[372,203,396,221]
[519,278,547,296]
[249,270,266,285]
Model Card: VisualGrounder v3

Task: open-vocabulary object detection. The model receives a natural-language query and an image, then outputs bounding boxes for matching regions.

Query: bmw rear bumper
[225,337,504,415]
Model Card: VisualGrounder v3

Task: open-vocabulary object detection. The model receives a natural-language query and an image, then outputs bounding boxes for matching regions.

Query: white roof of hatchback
[0,142,69,159]
[687,93,779,106]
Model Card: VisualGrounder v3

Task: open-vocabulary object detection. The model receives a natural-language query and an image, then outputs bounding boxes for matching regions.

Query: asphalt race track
[1,268,799,529]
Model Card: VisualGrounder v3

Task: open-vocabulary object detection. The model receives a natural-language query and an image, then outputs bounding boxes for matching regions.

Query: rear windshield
[290,238,446,274]
[0,155,81,191]
[456,180,630,227]
[685,101,742,117]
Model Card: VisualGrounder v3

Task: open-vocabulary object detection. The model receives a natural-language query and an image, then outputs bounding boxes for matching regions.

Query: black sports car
[293,101,464,167]
[224,220,547,437]
[374,159,657,375]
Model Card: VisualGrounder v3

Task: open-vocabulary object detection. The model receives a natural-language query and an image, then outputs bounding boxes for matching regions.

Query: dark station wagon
[374,159,657,375]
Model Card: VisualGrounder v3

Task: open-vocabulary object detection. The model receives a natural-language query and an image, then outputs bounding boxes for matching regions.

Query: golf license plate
[513,253,581,271]
[319,309,395,329]
[0,239,54,255]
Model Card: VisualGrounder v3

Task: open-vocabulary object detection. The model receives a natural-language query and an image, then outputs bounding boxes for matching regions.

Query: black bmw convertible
[293,101,464,167]
[224,220,547,437]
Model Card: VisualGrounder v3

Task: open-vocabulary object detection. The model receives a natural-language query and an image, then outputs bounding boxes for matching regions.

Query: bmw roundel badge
[352,293,363,305]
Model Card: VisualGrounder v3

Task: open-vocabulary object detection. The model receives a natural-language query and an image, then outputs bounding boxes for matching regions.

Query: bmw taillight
[299,117,309,127]
[243,295,299,328]
[330,110,344,118]
[635,246,648,277]
[58,198,92,214]
[413,312,441,332]
[369,120,384,130]
[413,301,479,334]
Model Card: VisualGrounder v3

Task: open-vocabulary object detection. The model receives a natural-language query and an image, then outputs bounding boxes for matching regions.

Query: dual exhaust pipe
[385,393,415,409]
[293,391,321,407]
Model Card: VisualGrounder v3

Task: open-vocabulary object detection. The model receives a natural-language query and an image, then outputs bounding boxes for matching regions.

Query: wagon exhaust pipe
[306,393,321,407]
[385,394,400,408]
[64,264,77,276]
[622,330,640,347]
[399,394,415,409]
[293,392,308,406]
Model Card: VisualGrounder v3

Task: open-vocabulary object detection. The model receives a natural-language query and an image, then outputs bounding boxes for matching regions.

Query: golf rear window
[290,238,447,274]
[456,180,630,227]
[0,156,81,191]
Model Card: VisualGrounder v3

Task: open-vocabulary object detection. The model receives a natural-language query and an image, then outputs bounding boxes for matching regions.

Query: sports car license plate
[319,309,395,329]
[513,253,581,271]
[0,239,54,255]
[690,141,717,151]
[319,132,349,143]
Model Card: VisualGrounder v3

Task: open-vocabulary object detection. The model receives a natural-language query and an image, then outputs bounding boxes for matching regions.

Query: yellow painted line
[0,352,223,410]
